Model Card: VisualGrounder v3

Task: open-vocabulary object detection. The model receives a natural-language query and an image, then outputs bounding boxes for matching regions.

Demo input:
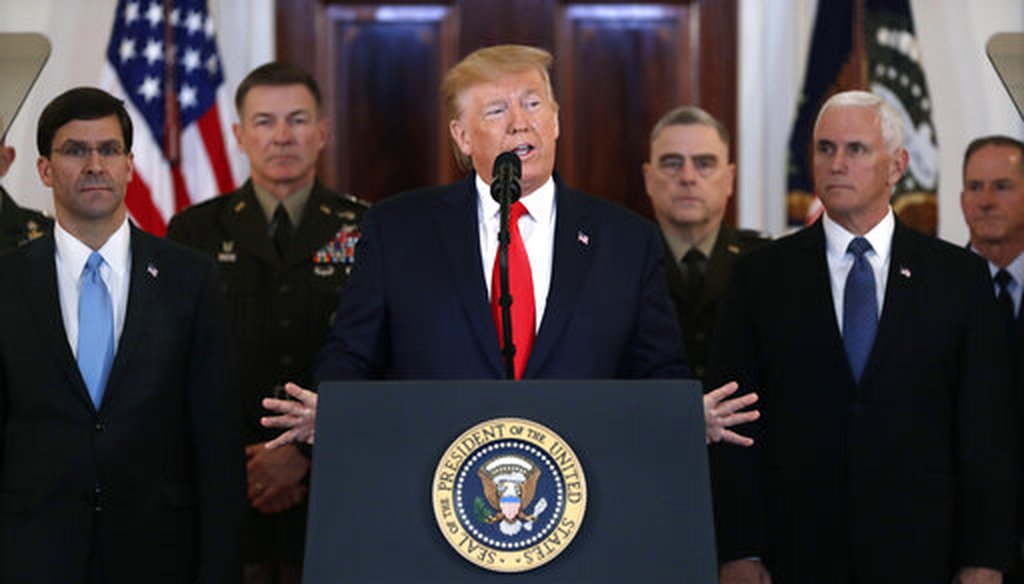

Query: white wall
[0,0,273,214]
[738,0,1024,243]
[2,0,1022,244]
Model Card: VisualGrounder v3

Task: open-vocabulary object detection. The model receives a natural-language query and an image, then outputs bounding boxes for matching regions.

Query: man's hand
[260,382,318,449]
[245,442,311,514]
[704,381,759,446]
[955,567,1002,584]
[720,559,772,584]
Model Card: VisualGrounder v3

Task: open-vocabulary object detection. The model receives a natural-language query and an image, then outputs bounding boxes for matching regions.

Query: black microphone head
[491,151,522,204]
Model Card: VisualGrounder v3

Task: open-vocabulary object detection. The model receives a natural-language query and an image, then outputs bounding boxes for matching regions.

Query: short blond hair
[441,45,558,170]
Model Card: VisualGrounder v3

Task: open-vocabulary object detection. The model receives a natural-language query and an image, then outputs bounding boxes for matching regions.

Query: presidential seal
[432,418,587,573]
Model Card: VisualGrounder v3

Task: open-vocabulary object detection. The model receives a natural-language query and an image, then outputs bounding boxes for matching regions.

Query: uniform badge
[25,220,44,242]
[432,417,587,573]
[313,225,360,270]
[217,240,237,263]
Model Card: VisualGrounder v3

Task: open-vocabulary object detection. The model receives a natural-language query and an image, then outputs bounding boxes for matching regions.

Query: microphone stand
[494,177,516,381]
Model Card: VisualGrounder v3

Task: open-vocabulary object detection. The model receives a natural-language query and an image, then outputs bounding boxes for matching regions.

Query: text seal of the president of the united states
[432,417,587,572]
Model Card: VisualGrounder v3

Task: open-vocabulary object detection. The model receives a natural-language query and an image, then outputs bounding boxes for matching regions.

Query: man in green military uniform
[642,106,768,381]
[0,134,51,249]
[167,62,366,584]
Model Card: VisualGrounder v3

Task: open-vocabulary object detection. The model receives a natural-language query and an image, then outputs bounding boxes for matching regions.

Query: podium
[303,380,717,583]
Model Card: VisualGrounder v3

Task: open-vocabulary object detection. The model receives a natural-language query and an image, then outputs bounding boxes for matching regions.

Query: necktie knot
[84,251,104,277]
[847,237,872,259]
[509,201,528,222]
[682,248,707,273]
[995,269,1013,293]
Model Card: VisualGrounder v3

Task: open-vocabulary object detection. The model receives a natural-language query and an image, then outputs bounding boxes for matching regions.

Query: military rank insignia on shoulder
[24,219,45,243]
[432,418,587,573]
[313,224,360,270]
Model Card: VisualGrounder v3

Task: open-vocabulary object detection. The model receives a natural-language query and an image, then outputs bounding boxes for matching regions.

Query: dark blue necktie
[995,269,1016,338]
[843,237,877,382]
[78,252,115,407]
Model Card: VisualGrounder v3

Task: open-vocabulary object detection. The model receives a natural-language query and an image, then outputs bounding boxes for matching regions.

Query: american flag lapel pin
[147,262,159,278]
[576,230,590,246]
[899,266,911,279]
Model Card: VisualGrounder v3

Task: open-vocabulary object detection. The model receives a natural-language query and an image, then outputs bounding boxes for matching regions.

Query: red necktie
[491,201,535,379]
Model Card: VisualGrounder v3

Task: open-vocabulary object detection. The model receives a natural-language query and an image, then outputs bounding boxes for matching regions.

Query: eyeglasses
[52,141,127,160]
[657,154,719,178]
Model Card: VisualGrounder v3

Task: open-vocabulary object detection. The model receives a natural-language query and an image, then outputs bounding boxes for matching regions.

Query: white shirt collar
[54,218,132,279]
[476,173,556,226]
[822,207,895,263]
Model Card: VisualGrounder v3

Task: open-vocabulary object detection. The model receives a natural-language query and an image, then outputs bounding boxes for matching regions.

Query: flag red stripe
[125,172,168,235]
[171,165,191,213]
[197,103,236,195]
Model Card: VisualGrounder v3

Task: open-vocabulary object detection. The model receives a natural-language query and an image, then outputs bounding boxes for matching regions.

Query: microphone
[490,151,522,205]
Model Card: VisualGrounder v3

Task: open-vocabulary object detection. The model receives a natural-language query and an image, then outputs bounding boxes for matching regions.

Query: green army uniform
[167,179,367,564]
[663,225,769,381]
[0,187,51,251]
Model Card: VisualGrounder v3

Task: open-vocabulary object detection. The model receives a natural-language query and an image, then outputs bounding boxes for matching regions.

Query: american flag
[102,0,239,235]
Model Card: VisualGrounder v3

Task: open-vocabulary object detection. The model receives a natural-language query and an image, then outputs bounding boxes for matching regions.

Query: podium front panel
[304,379,716,583]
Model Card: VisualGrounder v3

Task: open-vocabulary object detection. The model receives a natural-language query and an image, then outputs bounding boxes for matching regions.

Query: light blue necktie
[843,237,878,382]
[78,252,115,407]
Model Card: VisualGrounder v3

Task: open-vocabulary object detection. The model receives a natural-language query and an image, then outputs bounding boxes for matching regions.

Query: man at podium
[261,45,757,448]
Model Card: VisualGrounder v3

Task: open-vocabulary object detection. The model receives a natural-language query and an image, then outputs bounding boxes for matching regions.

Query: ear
[0,145,15,176]
[36,155,53,188]
[449,118,471,157]
[889,148,909,186]
[232,122,243,147]
[125,152,134,184]
[725,162,737,198]
[641,161,654,196]
[315,116,329,151]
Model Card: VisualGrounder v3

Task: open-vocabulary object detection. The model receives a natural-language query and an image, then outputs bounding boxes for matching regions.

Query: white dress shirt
[54,218,132,356]
[477,174,556,333]
[823,208,894,333]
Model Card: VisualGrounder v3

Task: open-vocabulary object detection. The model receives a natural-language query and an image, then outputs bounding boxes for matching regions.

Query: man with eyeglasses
[0,128,52,250]
[642,106,768,382]
[0,87,244,583]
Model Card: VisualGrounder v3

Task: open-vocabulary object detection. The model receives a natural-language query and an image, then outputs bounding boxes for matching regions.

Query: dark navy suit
[315,174,690,381]
[708,219,1019,582]
[0,227,244,583]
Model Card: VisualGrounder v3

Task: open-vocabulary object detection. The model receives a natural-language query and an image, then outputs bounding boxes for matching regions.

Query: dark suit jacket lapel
[22,235,94,409]
[800,221,853,382]
[222,181,277,265]
[525,183,593,377]
[436,175,503,377]
[103,226,160,409]
[860,220,915,384]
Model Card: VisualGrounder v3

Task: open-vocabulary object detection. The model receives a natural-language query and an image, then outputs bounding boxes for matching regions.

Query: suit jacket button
[94,422,105,432]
